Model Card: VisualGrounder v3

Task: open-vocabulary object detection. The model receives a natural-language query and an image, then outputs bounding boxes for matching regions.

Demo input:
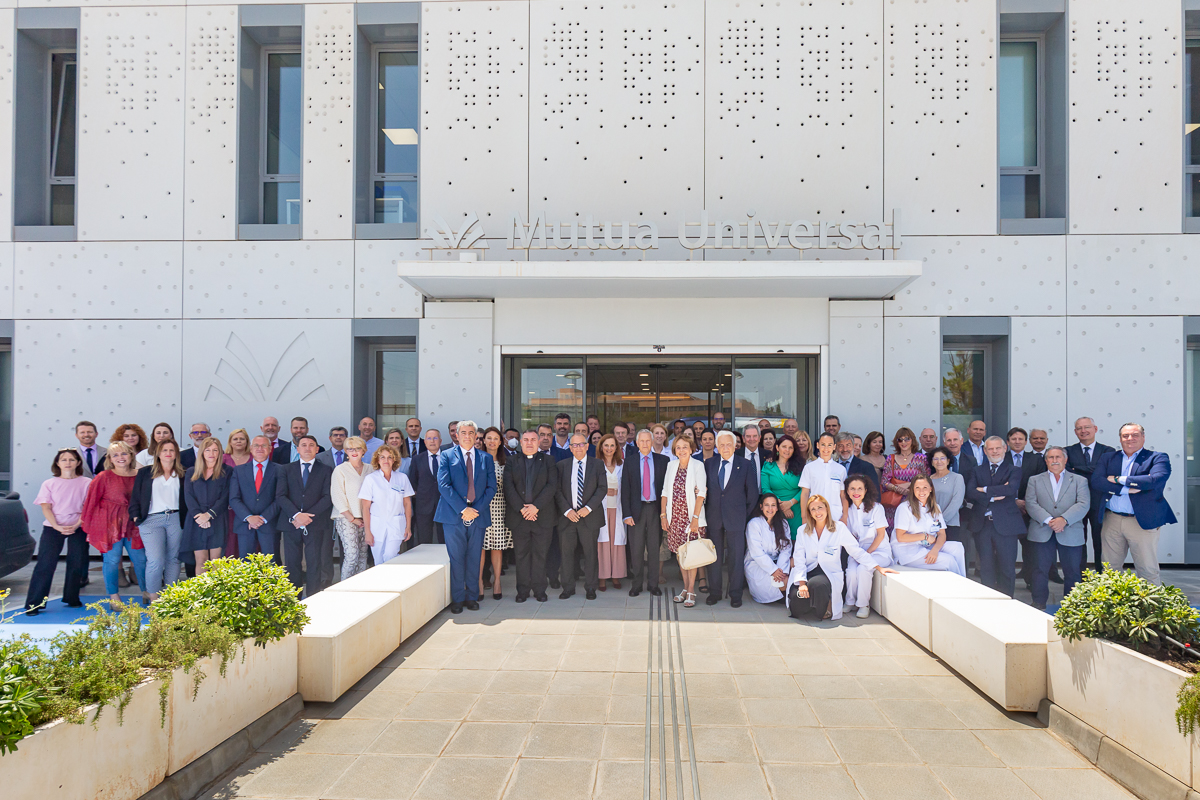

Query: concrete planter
[1047,620,1197,787]
[0,633,299,800]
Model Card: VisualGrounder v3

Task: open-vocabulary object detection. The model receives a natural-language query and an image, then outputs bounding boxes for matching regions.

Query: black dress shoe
[706,594,721,606]
[23,608,40,617]
[535,592,548,602]
[515,594,528,603]
[465,600,480,611]
[550,579,561,589]
[650,587,662,596]
[730,598,742,608]
[559,590,574,600]
[585,590,597,600]
[450,602,463,614]
[629,588,641,597]
[64,601,84,608]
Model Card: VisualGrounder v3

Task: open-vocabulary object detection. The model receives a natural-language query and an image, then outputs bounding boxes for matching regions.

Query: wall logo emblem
[430,213,488,250]
[207,332,329,402]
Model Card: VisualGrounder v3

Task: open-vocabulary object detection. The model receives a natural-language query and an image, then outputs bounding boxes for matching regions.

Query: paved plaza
[185,566,1139,800]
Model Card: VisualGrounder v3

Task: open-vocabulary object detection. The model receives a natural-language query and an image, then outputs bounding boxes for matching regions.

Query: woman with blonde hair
[331,436,373,579]
[183,436,230,574]
[662,435,707,608]
[384,428,413,475]
[224,428,252,467]
[358,444,414,566]
[82,441,145,603]
[794,430,816,464]
[892,475,966,576]
[788,494,893,621]
[129,439,186,600]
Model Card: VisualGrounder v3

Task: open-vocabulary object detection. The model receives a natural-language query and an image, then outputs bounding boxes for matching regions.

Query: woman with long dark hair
[129,439,187,601]
[743,493,793,604]
[843,475,893,619]
[760,435,804,540]
[24,448,92,615]
[136,422,176,467]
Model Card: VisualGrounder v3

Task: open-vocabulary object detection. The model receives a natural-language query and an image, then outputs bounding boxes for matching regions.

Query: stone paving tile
[901,729,1006,767]
[876,698,967,730]
[684,696,747,726]
[537,693,610,722]
[546,670,611,695]
[783,654,850,675]
[261,718,388,755]
[765,764,864,800]
[607,692,650,724]
[932,766,1041,800]
[523,722,607,759]
[735,673,803,698]
[486,670,555,695]
[824,638,887,656]
[325,690,415,720]
[236,753,357,798]
[847,763,952,800]
[600,724,646,761]
[503,759,596,800]
[974,730,1093,769]
[742,697,818,727]
[752,726,838,764]
[499,649,565,671]
[826,727,919,764]
[1014,768,1137,800]
[366,720,459,755]
[592,760,693,800]
[467,693,545,722]
[856,675,931,700]
[694,762,771,797]
[442,721,531,757]
[322,755,434,800]
[411,757,516,800]
[795,675,868,699]
[688,724,759,762]
[396,692,480,720]
[945,699,1041,731]
[421,669,496,694]
[809,699,891,728]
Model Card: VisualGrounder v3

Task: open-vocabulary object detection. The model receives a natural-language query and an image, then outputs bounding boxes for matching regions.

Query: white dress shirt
[148,475,181,514]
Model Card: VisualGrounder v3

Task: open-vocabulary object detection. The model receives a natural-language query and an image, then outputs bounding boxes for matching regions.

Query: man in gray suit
[1024,446,1091,610]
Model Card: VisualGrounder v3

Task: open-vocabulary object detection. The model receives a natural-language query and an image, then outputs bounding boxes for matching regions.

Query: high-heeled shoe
[612,579,622,589]
[492,585,502,600]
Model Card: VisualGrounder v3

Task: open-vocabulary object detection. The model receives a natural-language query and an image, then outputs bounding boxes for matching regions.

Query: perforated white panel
[1010,316,1066,447]
[13,320,182,532]
[77,8,186,241]
[15,242,182,318]
[890,235,1066,316]
[355,241,425,317]
[704,0,882,224]
[0,11,14,242]
[1066,235,1200,315]
[419,302,494,428]
[1068,0,1181,234]
[183,6,237,240]
[303,4,354,239]
[181,318,351,447]
[883,0,995,236]
[421,1,528,235]
[184,241,353,318]
[528,1,703,232]
[0,244,14,320]
[828,301,884,439]
[1066,316,1184,563]
[882,316,940,435]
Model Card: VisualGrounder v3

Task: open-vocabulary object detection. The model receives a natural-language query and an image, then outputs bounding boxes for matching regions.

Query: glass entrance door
[586,361,732,433]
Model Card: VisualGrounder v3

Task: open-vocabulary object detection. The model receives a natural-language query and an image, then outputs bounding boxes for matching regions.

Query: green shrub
[1054,567,1200,650]
[154,554,310,647]
[0,659,46,754]
[1178,675,1200,736]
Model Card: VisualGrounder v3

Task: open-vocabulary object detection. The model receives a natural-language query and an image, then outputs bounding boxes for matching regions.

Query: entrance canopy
[399,259,922,299]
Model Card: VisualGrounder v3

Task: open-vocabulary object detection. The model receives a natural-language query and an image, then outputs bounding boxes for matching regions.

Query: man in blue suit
[229,435,282,558]
[1065,416,1117,572]
[965,435,1025,596]
[1090,423,1176,585]
[435,420,496,613]
[704,430,759,607]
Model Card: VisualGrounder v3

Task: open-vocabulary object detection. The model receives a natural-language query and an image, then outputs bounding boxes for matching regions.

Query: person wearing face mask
[843,475,891,618]
[503,428,521,455]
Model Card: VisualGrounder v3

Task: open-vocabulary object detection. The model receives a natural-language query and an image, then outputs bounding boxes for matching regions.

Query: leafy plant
[1177,675,1200,736]
[0,659,46,755]
[1055,567,1200,649]
[154,554,310,647]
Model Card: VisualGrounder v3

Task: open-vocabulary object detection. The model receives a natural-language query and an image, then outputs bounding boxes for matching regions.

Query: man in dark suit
[504,429,558,602]
[737,425,766,494]
[75,420,108,477]
[435,421,496,613]
[834,433,879,492]
[407,428,445,546]
[554,433,606,599]
[941,427,977,475]
[704,430,759,607]
[272,416,326,464]
[274,435,334,597]
[614,423,637,462]
[1090,423,1176,586]
[1007,427,1047,587]
[230,435,282,557]
[315,426,348,470]
[965,436,1025,596]
[404,417,427,457]
[622,429,668,598]
[1065,416,1117,572]
[180,422,212,470]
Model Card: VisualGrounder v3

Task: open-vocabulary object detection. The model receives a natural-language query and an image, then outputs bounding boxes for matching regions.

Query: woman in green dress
[760,435,805,540]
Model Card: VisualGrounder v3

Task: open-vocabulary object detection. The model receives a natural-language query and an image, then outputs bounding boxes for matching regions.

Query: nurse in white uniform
[798,433,849,524]
[358,444,415,566]
[743,493,793,604]
[788,494,894,621]
[843,475,893,618]
[891,476,966,576]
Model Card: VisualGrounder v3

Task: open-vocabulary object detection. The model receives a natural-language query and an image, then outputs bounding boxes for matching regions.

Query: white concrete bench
[931,598,1050,712]
[327,562,446,640]
[297,591,403,702]
[870,567,1008,650]
[386,544,451,606]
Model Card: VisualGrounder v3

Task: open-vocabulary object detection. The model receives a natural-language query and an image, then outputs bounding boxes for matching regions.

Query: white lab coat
[597,463,627,545]
[845,502,893,610]
[358,469,415,565]
[892,502,966,576]
[788,521,878,620]
[744,516,793,604]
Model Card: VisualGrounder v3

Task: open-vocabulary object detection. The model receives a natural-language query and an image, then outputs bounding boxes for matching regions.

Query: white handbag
[676,527,717,570]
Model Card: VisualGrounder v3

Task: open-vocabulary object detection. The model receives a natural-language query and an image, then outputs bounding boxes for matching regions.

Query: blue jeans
[103,540,147,596]
[140,511,182,593]
[443,518,484,604]
[1031,534,1084,609]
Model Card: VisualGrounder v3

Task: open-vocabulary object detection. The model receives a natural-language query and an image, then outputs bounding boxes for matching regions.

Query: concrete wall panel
[184,240,353,318]
[183,5,238,240]
[883,316,941,436]
[829,301,884,439]
[16,242,182,319]
[303,4,355,239]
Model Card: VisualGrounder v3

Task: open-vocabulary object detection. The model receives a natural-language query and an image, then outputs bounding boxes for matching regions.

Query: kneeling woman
[891,476,966,576]
[744,494,793,604]
[788,494,894,621]
[843,475,893,619]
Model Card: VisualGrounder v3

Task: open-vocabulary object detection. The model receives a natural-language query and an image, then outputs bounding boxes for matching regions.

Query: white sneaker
[855,606,870,619]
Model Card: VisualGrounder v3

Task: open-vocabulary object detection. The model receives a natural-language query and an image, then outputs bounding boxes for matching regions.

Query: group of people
[23,410,1175,623]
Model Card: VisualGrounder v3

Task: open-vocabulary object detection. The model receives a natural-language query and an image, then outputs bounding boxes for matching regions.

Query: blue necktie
[719,460,728,490]
[302,463,310,488]
[335,450,343,466]
[575,462,585,510]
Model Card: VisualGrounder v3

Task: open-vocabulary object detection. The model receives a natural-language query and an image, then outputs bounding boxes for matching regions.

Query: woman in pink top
[24,448,92,615]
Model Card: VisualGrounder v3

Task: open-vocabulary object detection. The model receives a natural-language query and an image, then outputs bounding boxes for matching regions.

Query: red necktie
[255,463,264,493]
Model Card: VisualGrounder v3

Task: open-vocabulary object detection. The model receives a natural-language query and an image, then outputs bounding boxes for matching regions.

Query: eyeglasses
[569,442,589,449]
[191,431,211,437]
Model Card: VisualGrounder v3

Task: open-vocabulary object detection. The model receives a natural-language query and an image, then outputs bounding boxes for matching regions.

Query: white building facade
[3,0,1200,563]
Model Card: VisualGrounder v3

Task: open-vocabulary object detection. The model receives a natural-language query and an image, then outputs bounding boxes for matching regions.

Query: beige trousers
[1100,512,1160,586]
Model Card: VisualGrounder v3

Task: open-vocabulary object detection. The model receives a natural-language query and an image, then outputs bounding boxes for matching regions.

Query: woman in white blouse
[743,494,793,604]
[358,444,414,566]
[136,422,176,468]
[789,494,894,621]
[843,476,893,619]
[129,439,185,600]
[892,476,966,576]
[331,436,373,580]
[596,434,627,591]
[661,435,708,607]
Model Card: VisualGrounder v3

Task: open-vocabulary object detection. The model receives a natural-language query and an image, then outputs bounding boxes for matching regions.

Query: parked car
[0,492,33,580]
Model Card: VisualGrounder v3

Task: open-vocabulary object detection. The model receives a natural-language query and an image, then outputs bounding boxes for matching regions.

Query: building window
[998,39,1042,220]
[1186,344,1200,536]
[263,50,302,225]
[48,51,76,226]
[369,346,418,432]
[942,347,988,435]
[373,49,419,224]
[1186,38,1200,217]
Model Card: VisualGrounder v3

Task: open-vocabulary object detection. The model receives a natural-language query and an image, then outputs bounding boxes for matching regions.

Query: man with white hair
[1065,416,1115,572]
[965,435,1025,596]
[434,421,497,613]
[703,430,759,607]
